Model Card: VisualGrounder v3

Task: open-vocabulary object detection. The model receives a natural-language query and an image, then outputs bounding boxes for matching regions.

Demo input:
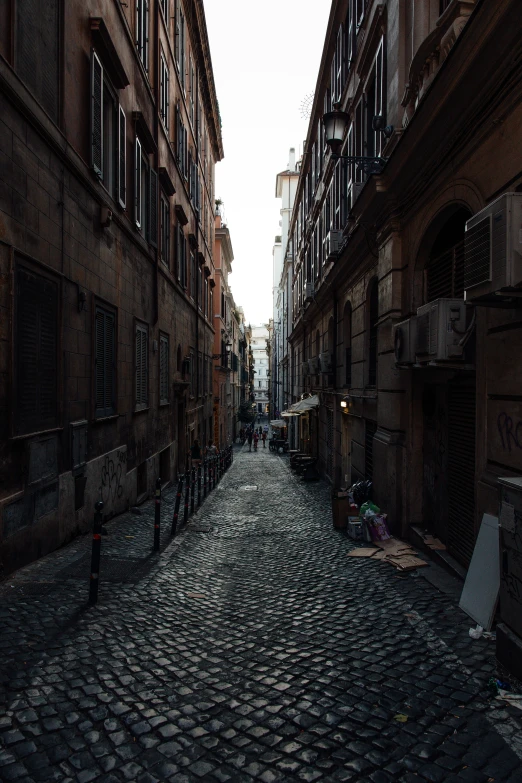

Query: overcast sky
[205,1,330,326]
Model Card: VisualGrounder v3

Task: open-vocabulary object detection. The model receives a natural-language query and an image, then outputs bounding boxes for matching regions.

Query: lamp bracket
[332,154,387,176]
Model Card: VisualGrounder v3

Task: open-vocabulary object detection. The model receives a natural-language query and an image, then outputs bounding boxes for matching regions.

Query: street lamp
[322,107,389,174]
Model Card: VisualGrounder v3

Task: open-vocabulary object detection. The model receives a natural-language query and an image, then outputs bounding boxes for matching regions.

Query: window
[160,53,169,131]
[136,0,149,71]
[135,322,148,409]
[14,264,58,436]
[160,194,170,267]
[94,305,116,419]
[90,51,126,206]
[177,224,187,287]
[134,136,158,245]
[189,58,195,126]
[16,0,59,120]
[190,251,196,300]
[159,333,169,404]
[176,105,188,178]
[175,2,185,91]
[160,0,168,20]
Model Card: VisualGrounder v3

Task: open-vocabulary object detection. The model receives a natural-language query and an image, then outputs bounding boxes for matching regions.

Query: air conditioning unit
[415,299,467,363]
[320,352,333,373]
[308,357,320,374]
[464,193,522,303]
[305,282,314,301]
[393,317,418,366]
[325,230,343,263]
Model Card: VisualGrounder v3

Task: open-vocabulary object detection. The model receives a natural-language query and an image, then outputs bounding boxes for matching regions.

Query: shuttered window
[149,168,158,247]
[16,0,59,120]
[94,306,116,419]
[15,266,58,436]
[160,53,169,130]
[177,224,187,287]
[91,50,103,177]
[118,107,126,207]
[159,334,169,404]
[135,323,148,409]
[136,0,149,72]
[160,194,170,267]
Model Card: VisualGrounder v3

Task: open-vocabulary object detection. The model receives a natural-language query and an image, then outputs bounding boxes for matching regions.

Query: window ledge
[92,414,119,425]
[9,426,64,442]
[159,401,170,408]
[134,406,150,415]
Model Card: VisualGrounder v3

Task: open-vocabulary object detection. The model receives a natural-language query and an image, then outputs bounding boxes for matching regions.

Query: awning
[292,394,320,413]
[270,420,286,428]
[281,410,300,417]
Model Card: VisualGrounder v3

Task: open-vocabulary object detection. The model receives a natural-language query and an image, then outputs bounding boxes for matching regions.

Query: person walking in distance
[190,439,202,468]
[261,430,267,449]
[253,431,259,452]
[247,429,253,452]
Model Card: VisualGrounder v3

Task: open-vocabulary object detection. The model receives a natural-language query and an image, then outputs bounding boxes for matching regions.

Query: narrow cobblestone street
[1,447,521,783]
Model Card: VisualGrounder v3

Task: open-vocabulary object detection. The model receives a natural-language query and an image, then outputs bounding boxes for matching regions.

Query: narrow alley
[1,448,521,783]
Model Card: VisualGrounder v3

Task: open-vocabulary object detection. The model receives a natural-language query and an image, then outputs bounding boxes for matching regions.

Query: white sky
[204,1,330,326]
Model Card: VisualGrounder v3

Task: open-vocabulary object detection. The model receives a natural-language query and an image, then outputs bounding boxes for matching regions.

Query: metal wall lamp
[323,109,388,175]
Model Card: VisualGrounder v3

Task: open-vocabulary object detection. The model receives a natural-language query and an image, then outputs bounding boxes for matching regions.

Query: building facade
[251,325,270,415]
[0,0,223,575]
[287,0,522,569]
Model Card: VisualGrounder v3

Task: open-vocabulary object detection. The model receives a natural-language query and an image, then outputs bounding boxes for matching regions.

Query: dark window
[14,265,58,436]
[16,0,59,120]
[94,305,116,419]
[368,280,378,386]
[160,52,169,130]
[160,194,170,267]
[136,0,149,71]
[90,51,126,203]
[135,322,148,409]
[159,333,169,404]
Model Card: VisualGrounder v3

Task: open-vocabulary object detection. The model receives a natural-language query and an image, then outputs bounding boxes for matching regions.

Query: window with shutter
[118,107,126,207]
[136,0,149,71]
[160,194,170,267]
[14,265,59,436]
[159,334,169,404]
[135,137,142,227]
[160,53,169,130]
[94,305,116,418]
[149,168,158,247]
[135,323,148,409]
[16,0,59,120]
[91,50,103,177]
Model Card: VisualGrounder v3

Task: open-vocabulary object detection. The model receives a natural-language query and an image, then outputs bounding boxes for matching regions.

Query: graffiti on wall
[497,412,522,452]
[98,450,127,505]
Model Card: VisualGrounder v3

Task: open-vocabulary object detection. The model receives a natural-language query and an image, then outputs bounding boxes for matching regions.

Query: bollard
[154,477,161,551]
[197,465,202,507]
[171,474,183,536]
[210,457,214,491]
[203,460,207,498]
[89,500,104,605]
[183,468,190,525]
[190,467,195,514]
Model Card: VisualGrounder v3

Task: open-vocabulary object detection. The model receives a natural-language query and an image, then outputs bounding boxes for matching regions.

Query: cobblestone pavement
[1,446,522,783]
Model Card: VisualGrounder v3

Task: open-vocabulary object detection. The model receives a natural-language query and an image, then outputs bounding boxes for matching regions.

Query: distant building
[251,325,270,415]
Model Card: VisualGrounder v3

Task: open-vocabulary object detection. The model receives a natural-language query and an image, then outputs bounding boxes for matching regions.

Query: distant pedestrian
[253,431,259,451]
[190,439,202,468]
[247,430,253,452]
[207,440,217,456]
[262,431,267,448]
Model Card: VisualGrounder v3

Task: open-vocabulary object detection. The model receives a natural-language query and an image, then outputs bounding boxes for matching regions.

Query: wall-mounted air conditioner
[464,193,522,304]
[308,357,320,375]
[305,282,314,301]
[393,317,418,366]
[325,230,343,263]
[320,352,333,373]
[415,298,467,363]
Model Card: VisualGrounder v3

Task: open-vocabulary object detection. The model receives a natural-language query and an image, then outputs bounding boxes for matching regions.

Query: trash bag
[350,480,373,505]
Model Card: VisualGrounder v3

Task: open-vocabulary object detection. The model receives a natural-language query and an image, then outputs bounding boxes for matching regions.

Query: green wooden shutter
[95,307,115,418]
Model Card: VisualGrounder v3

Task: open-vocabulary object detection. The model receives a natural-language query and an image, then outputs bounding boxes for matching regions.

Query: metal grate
[447,382,476,567]
[427,239,465,301]
[465,216,491,290]
[365,420,377,481]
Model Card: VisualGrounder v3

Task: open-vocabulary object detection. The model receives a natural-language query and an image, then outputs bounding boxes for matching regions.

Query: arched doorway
[420,206,476,566]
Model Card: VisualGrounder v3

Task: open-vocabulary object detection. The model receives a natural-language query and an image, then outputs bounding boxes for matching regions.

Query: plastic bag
[359,501,380,517]
[366,513,391,542]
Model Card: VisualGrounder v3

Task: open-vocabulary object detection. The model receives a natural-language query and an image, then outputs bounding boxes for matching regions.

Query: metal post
[89,500,104,605]
[154,477,161,551]
[183,468,190,525]
[190,467,195,514]
[197,465,202,507]
[203,460,207,498]
[171,474,183,536]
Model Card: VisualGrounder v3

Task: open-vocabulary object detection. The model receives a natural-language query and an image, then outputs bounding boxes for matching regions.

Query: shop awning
[270,420,286,428]
[292,394,320,413]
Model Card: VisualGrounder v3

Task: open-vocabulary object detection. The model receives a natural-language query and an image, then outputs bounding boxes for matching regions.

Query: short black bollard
[197,465,202,507]
[89,500,104,605]
[183,469,190,525]
[171,474,183,536]
[154,477,161,551]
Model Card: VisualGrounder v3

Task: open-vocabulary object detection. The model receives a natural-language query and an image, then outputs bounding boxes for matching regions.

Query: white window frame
[160,52,169,131]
